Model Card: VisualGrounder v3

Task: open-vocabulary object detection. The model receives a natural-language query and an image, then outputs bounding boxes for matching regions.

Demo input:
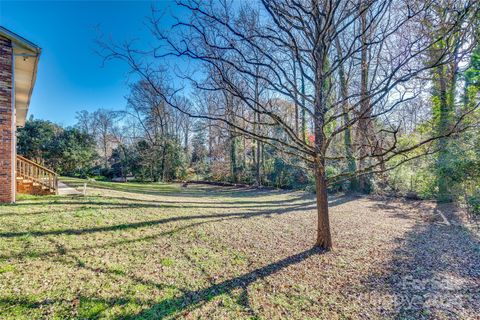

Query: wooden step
[16,155,58,196]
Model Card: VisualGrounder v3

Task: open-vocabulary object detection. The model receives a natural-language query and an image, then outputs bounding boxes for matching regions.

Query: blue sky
[0,1,177,126]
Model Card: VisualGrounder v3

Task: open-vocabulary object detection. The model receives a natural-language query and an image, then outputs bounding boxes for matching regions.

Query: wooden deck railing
[16,155,58,194]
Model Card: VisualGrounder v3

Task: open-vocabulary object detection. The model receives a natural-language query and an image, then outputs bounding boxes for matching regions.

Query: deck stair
[16,155,58,195]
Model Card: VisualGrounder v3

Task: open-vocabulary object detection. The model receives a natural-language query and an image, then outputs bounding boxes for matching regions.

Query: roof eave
[0,26,40,54]
[0,26,41,127]
[16,50,40,127]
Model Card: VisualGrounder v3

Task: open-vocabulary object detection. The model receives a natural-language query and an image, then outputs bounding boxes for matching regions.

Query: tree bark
[312,2,332,250]
[254,75,262,186]
[357,2,372,193]
[255,111,262,185]
[435,63,451,202]
[315,159,332,249]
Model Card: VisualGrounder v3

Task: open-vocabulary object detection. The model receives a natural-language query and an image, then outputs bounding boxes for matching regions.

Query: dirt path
[57,181,81,196]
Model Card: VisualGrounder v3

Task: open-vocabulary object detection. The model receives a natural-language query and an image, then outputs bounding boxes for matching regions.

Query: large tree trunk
[254,76,262,186]
[312,2,333,250]
[357,2,372,193]
[254,108,262,186]
[315,159,332,249]
[435,63,451,202]
[431,32,459,203]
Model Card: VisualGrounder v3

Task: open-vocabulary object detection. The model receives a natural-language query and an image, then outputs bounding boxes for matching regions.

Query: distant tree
[75,109,120,168]
[17,117,60,163]
[93,109,119,168]
[47,128,97,176]
[75,110,96,136]
[18,118,97,176]
[123,80,191,182]
[191,121,209,177]
[110,146,131,181]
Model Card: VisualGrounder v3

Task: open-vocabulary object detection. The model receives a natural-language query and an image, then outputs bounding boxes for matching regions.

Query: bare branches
[96,0,480,183]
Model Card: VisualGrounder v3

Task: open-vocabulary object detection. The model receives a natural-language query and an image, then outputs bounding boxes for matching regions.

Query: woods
[100,0,480,250]
[18,0,480,250]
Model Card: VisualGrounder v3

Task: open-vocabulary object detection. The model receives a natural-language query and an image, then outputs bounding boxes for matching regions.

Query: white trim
[0,26,40,54]
[12,42,40,127]
[0,27,41,128]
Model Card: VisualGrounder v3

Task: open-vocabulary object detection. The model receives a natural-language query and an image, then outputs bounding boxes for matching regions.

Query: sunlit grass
[1,182,478,319]
[60,176,181,195]
[0,183,313,319]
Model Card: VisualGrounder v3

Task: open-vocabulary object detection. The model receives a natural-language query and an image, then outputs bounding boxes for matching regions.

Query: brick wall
[0,35,14,203]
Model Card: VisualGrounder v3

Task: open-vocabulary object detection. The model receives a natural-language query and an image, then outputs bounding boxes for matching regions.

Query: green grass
[0,182,316,319]
[60,177,181,195]
[1,181,478,319]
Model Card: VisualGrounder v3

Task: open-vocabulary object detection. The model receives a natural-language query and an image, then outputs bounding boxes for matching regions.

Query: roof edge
[19,52,40,127]
[0,26,41,54]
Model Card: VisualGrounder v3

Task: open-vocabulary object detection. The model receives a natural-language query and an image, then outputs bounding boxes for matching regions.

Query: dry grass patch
[0,181,478,319]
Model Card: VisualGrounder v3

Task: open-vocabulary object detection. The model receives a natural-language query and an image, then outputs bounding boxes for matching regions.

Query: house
[0,26,56,203]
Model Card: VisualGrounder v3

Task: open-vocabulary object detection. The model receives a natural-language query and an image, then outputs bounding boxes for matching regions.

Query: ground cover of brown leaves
[0,180,478,319]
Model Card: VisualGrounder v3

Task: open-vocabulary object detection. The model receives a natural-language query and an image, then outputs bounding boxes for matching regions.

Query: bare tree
[93,109,119,168]
[98,0,479,250]
[75,110,96,136]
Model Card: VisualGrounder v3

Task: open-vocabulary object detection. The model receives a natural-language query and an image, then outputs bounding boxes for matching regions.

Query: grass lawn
[0,180,478,319]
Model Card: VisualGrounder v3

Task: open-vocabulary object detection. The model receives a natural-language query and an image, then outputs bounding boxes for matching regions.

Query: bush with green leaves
[18,118,97,177]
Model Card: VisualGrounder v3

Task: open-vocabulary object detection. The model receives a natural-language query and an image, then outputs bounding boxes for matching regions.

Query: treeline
[17,119,96,176]
[18,1,480,244]
[19,105,314,190]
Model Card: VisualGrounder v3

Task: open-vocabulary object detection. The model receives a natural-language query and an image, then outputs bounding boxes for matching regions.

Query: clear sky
[0,1,176,126]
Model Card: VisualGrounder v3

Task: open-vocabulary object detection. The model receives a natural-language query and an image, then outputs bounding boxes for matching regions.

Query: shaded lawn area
[0,181,478,319]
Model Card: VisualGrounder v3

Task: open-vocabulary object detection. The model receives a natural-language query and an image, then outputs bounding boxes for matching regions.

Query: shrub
[466,189,480,218]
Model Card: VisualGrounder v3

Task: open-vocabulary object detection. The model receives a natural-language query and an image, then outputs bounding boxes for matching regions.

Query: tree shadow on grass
[0,202,317,239]
[0,194,353,239]
[0,247,324,319]
[8,198,311,210]
[0,192,355,264]
[50,244,183,294]
[360,202,480,319]
[101,192,315,206]
[122,246,325,319]
[8,191,304,212]
[0,295,155,319]
[60,180,285,199]
[0,201,312,218]
[0,218,227,260]
[7,192,348,213]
